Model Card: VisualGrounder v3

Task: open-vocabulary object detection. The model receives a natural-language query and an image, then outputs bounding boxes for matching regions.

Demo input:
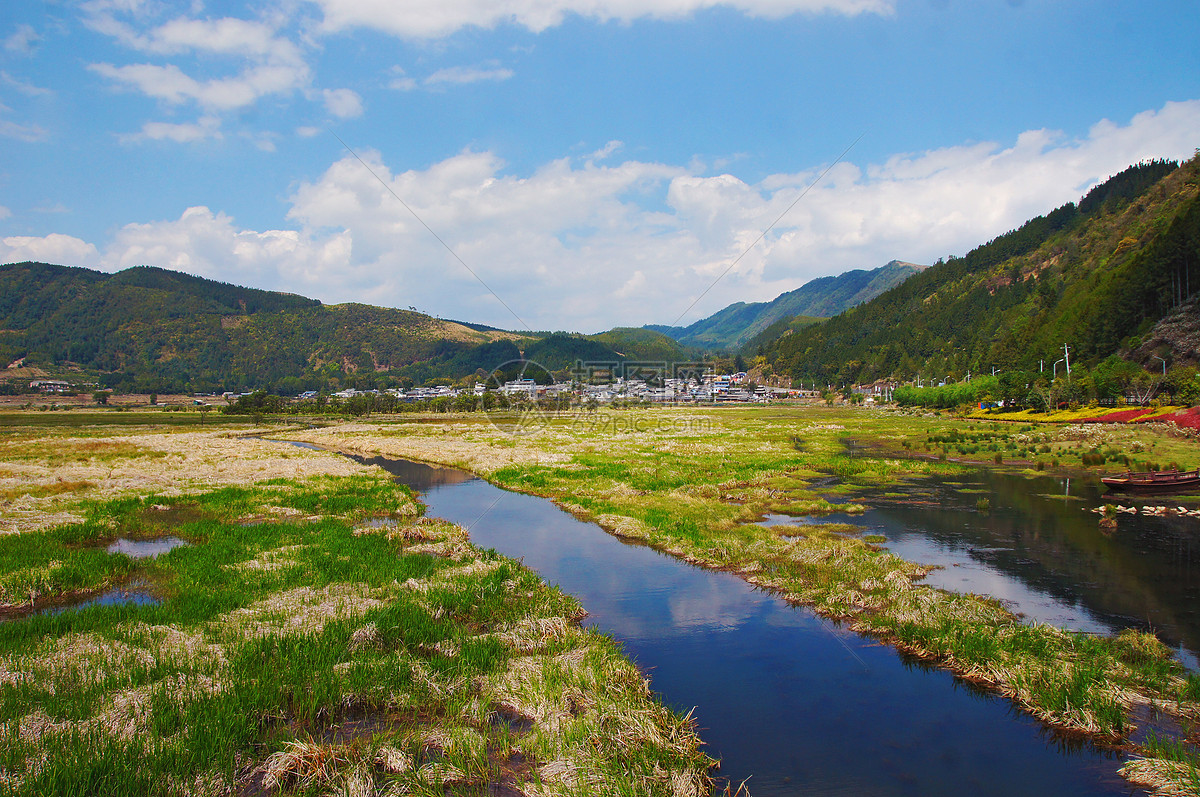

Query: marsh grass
[1121,732,1200,796]
[0,468,711,796]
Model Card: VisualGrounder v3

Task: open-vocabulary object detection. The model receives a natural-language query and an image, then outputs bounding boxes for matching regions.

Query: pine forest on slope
[759,157,1198,395]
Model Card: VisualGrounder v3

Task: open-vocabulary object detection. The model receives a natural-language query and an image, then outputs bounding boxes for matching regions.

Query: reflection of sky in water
[883,528,1200,672]
[759,512,863,528]
[882,532,1112,632]
[394,460,1136,797]
[461,490,757,640]
[17,583,160,619]
[273,439,325,451]
[858,469,1200,672]
[350,454,477,492]
[106,536,189,559]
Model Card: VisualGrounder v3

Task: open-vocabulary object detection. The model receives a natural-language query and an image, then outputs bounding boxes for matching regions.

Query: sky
[0,1,1198,333]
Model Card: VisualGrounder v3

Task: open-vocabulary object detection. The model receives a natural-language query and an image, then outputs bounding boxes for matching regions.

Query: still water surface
[361,455,1140,797]
[849,470,1200,670]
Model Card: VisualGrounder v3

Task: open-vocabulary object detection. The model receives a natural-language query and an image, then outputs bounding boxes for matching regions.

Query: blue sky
[1,0,1198,332]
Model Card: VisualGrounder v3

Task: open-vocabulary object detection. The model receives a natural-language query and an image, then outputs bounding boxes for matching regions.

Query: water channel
[357,454,1144,796]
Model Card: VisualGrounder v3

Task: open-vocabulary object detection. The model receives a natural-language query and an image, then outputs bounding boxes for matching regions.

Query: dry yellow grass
[1120,758,1200,797]
[284,422,570,474]
[0,428,370,534]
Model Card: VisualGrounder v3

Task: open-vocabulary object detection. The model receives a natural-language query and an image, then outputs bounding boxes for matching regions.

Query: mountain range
[646,260,926,350]
[2,155,1197,396]
[0,258,925,395]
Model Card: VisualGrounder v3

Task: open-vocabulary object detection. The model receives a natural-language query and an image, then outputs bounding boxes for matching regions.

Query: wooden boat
[1101,468,1200,494]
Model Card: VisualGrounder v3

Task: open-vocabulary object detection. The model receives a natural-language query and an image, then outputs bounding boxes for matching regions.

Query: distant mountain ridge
[646,260,926,350]
[0,262,695,394]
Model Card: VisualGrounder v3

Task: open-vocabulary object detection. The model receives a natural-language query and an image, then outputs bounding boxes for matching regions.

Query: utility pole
[1062,344,1071,377]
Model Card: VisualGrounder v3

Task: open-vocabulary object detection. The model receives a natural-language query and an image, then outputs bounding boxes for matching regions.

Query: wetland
[1,404,1199,794]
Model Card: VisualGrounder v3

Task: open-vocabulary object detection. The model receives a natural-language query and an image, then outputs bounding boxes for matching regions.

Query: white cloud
[101,206,352,288]
[424,64,514,87]
[0,234,99,266]
[86,9,311,113]
[387,63,513,91]
[0,71,53,97]
[11,99,1200,331]
[126,17,303,62]
[120,115,222,143]
[296,125,322,137]
[83,8,303,63]
[243,130,280,152]
[310,0,894,38]
[385,67,418,91]
[321,87,363,118]
[587,140,624,161]
[3,24,40,55]
[90,60,309,112]
[0,119,49,142]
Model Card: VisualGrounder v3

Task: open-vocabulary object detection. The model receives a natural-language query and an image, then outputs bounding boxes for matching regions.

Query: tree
[1027,378,1053,412]
[223,390,287,415]
[1164,365,1200,405]
[1127,370,1160,405]
[1091,356,1138,402]
[93,390,109,405]
[997,370,1033,408]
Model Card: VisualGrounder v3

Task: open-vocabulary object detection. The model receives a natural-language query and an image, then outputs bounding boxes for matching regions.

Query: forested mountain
[0,263,691,394]
[647,260,925,350]
[760,157,1198,388]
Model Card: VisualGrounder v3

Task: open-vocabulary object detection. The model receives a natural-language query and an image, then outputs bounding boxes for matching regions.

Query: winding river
[358,454,1143,796]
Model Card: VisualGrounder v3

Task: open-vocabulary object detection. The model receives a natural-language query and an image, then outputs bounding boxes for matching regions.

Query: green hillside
[742,315,825,356]
[650,260,924,350]
[761,157,1197,390]
[587,327,698,362]
[0,263,529,393]
[0,264,707,394]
